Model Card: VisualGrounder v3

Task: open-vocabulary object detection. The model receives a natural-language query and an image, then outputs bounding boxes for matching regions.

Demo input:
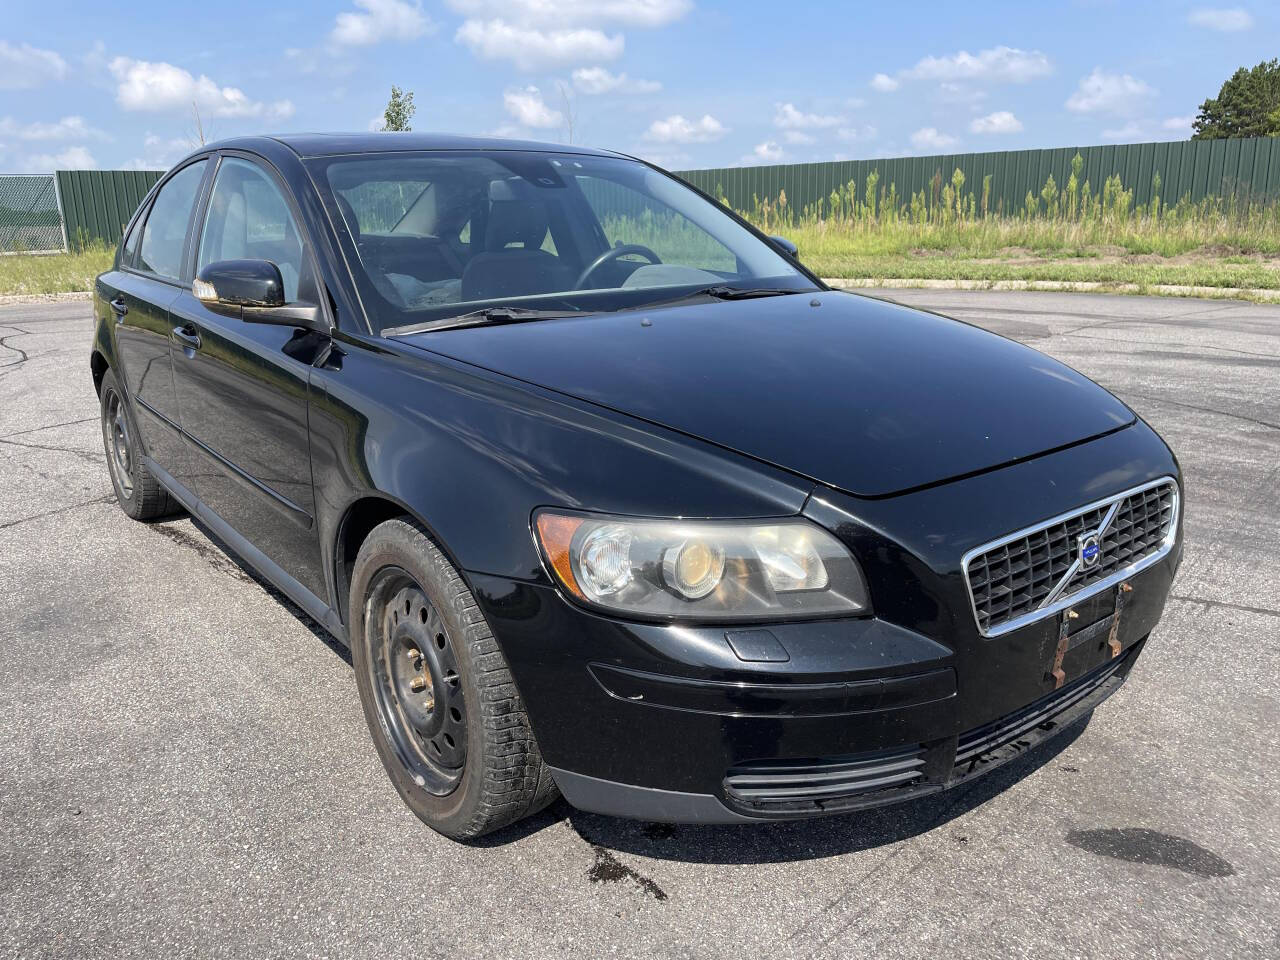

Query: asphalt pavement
[1,290,1277,959]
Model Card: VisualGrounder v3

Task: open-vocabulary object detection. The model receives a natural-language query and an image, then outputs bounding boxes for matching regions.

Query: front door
[169,154,327,599]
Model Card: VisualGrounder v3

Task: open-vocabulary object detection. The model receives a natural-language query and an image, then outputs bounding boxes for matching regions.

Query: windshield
[307,151,813,329]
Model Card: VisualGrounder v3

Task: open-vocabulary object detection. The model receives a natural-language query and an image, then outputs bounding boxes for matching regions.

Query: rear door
[168,153,328,599]
[105,158,210,476]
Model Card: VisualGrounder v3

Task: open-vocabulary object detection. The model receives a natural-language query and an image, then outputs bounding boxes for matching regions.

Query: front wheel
[349,518,558,839]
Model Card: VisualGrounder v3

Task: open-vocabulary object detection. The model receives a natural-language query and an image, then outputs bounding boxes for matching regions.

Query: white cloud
[642,113,726,143]
[571,66,659,94]
[1187,7,1253,31]
[331,0,435,46]
[503,86,564,128]
[737,140,784,166]
[0,41,67,90]
[1065,67,1155,115]
[938,82,987,107]
[870,73,899,92]
[1162,115,1196,132]
[18,145,96,172]
[0,116,108,141]
[903,46,1051,84]
[109,57,294,119]
[969,110,1022,134]
[910,127,959,151]
[774,102,843,129]
[837,124,878,142]
[783,131,815,145]
[124,134,192,170]
[447,0,690,27]
[456,19,623,69]
[631,147,692,169]
[451,0,686,69]
[1101,121,1145,141]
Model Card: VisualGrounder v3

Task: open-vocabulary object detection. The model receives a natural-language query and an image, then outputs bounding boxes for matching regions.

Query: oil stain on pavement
[588,845,669,901]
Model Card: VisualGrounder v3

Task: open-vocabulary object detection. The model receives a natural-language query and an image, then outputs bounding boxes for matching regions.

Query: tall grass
[0,241,114,296]
[720,152,1280,260]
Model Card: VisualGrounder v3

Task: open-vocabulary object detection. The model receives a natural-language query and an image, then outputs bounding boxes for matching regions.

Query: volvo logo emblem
[1079,533,1101,568]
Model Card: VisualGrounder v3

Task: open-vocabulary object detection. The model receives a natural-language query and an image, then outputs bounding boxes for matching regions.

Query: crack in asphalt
[1119,392,1280,433]
[1170,593,1280,619]
[0,332,31,368]
[0,494,115,530]
[0,417,97,441]
[1061,331,1280,362]
[0,435,104,465]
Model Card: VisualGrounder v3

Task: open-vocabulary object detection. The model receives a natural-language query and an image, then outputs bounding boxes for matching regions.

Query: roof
[207,133,626,160]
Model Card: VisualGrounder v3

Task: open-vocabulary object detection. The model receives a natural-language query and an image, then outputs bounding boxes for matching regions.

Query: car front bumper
[469,548,1174,824]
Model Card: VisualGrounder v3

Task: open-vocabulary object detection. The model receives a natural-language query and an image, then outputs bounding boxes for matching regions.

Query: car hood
[400,291,1134,498]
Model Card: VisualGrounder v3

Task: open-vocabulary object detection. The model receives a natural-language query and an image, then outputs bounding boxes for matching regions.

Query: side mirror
[194,259,325,331]
[768,235,799,258]
[195,259,285,308]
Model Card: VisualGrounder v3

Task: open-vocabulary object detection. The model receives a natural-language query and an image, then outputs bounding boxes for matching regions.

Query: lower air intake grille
[953,652,1129,777]
[724,746,926,814]
[964,478,1178,636]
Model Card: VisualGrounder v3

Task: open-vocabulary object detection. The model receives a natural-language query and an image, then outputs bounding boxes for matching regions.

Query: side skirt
[143,455,348,645]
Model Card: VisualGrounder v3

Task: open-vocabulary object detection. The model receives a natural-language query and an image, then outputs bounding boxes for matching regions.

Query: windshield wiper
[633,285,807,310]
[381,306,584,336]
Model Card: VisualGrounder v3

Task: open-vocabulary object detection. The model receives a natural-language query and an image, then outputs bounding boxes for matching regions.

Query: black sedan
[92,134,1182,839]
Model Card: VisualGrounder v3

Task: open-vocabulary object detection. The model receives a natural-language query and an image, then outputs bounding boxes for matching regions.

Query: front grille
[724,745,926,813]
[953,648,1132,778]
[964,479,1177,636]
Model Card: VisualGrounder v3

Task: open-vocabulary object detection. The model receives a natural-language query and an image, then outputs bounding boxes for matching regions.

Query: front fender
[308,335,813,611]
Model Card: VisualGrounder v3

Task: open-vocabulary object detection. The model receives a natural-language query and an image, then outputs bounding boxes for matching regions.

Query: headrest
[485,180,549,251]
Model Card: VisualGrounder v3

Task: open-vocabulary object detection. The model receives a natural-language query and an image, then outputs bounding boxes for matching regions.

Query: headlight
[533,510,869,621]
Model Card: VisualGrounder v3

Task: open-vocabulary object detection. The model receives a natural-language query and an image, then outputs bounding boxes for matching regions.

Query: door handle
[172,324,202,352]
[109,296,128,320]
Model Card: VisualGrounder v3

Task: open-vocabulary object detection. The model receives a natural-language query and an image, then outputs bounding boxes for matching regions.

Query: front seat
[460,181,573,303]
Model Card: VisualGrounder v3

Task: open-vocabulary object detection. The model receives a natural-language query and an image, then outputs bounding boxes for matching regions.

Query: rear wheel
[98,367,175,520]
[349,518,558,839]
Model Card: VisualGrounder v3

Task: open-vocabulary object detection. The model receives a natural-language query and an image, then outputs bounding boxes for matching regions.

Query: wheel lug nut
[406,647,420,660]
[410,676,427,692]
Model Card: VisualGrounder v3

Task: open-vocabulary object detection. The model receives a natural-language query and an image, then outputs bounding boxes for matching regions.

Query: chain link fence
[0,174,66,254]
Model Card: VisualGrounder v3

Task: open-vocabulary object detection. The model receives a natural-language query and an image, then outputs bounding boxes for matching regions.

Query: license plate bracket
[1047,580,1133,689]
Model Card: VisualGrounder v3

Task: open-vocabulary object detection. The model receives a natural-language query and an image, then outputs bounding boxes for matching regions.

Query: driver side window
[198,157,307,304]
[576,176,736,273]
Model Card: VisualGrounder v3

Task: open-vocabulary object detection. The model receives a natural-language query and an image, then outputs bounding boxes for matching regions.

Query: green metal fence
[0,175,65,253]
[675,137,1280,219]
[56,169,163,251]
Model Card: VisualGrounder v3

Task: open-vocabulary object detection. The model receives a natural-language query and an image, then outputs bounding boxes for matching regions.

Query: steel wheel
[102,385,135,500]
[365,566,467,795]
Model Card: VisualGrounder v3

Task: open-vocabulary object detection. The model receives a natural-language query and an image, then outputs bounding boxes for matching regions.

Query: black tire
[98,367,176,521]
[349,517,558,839]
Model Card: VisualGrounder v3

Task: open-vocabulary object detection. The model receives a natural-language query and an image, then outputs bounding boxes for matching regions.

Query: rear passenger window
[137,160,207,281]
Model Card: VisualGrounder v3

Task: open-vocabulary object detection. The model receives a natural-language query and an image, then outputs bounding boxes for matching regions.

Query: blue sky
[0,1,1275,173]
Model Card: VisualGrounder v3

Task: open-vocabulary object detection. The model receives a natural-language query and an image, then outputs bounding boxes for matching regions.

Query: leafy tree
[1193,59,1280,139]
[380,85,416,132]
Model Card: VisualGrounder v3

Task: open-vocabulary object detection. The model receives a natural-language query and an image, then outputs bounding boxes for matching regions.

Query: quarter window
[198,158,307,304]
[121,203,147,267]
[136,160,207,281]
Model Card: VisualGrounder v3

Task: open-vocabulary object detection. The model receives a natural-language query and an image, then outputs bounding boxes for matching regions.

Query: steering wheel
[574,244,662,290]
